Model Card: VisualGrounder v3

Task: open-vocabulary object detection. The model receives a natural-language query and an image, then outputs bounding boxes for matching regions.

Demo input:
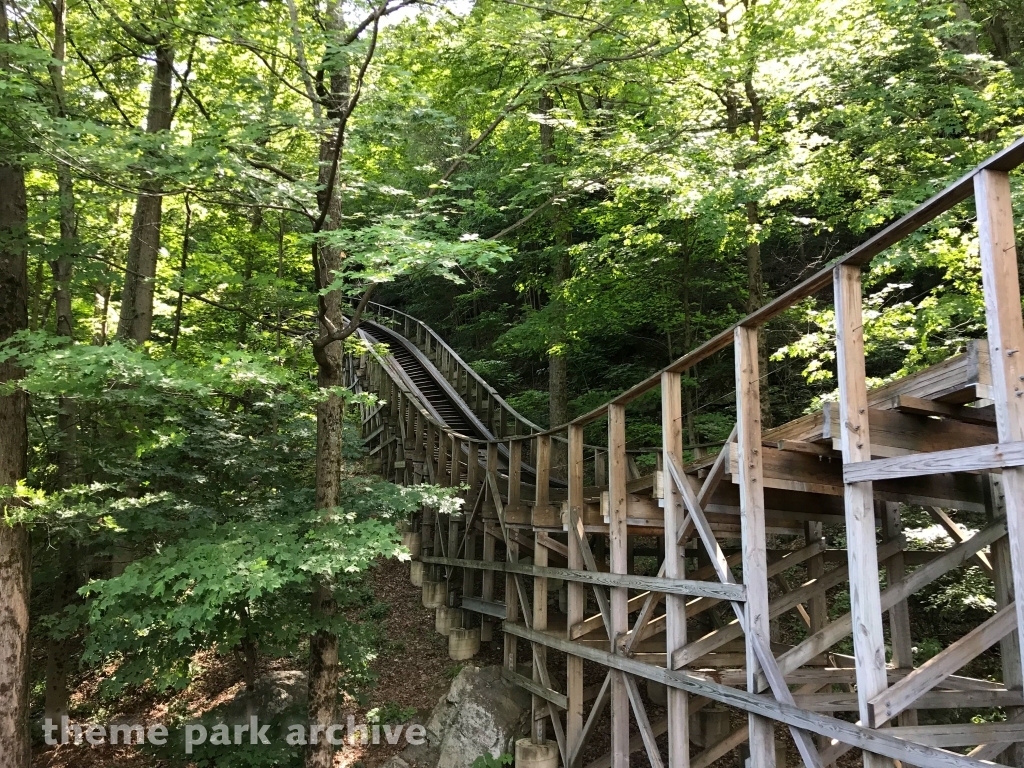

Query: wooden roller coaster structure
[343,137,1024,768]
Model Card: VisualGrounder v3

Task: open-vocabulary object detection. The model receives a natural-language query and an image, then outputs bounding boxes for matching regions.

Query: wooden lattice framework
[344,139,1024,768]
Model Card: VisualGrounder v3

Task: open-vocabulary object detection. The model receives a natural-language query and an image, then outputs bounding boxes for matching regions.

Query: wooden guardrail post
[834,264,892,768]
[607,404,629,767]
[566,423,585,766]
[977,168,1024,768]
[661,371,690,768]
[735,325,776,768]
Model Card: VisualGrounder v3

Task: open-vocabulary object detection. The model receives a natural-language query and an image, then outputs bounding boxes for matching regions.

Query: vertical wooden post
[493,440,519,671]
[977,169,1024,764]
[834,264,892,768]
[735,325,775,768]
[987,475,1024,767]
[482,520,496,643]
[533,529,549,744]
[595,448,607,488]
[468,440,481,502]
[803,521,826,632]
[463,525,476,605]
[662,372,690,768]
[608,404,630,768]
[508,440,523,515]
[567,423,585,766]
[882,502,917,727]
[452,436,462,487]
[535,435,551,511]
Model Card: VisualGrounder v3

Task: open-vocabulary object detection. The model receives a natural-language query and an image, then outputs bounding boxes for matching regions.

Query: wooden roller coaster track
[343,137,1024,768]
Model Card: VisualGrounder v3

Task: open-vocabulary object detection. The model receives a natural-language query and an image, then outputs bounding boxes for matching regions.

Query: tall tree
[0,0,32,763]
[115,2,176,344]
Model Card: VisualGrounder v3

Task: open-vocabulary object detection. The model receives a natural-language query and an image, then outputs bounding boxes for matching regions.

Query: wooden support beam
[420,555,744,600]
[884,723,1022,749]
[868,602,1017,726]
[843,441,1024,483]
[926,506,993,574]
[503,668,568,710]
[607,403,630,768]
[976,168,1024,699]
[882,502,917,730]
[835,265,892,762]
[736,325,776,768]
[893,395,995,426]
[567,424,585,767]
[987,474,1024,768]
[532,528,549,745]
[662,371,690,768]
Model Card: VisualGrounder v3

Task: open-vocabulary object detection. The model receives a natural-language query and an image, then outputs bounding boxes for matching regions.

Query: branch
[486,193,558,240]
[312,283,378,356]
[66,30,134,127]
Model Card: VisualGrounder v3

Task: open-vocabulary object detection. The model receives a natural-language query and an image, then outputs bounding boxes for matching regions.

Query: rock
[217,670,308,723]
[401,665,529,768]
[381,758,410,768]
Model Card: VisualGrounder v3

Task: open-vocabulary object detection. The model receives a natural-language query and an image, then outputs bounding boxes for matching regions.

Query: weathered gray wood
[882,502,918,732]
[570,672,610,767]
[623,672,666,768]
[567,423,586,767]
[461,596,506,619]
[844,441,1024,483]
[869,602,1017,725]
[736,326,776,768]
[893,395,995,426]
[977,167,1024,706]
[835,264,892,759]
[422,550,741,599]
[503,622,1012,768]
[926,506,993,574]
[662,370,690,768]
[502,668,568,710]
[607,403,629,768]
[532,529,549,744]
[987,474,1024,768]
[885,723,1022,748]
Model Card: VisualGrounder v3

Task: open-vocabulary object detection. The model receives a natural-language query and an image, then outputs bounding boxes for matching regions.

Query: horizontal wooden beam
[844,441,1024,483]
[421,555,746,601]
[461,596,506,619]
[502,622,1013,768]
[501,668,567,710]
[893,395,995,426]
[886,723,1023,748]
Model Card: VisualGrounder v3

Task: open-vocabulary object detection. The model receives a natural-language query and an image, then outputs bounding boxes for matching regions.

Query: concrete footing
[410,560,424,587]
[401,531,421,557]
[421,580,446,609]
[435,606,464,636]
[514,738,558,768]
[448,627,480,660]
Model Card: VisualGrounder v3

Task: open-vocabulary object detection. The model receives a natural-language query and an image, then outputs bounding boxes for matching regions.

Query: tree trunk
[0,7,32,763]
[540,88,571,475]
[306,6,350,765]
[45,0,78,721]
[116,42,174,344]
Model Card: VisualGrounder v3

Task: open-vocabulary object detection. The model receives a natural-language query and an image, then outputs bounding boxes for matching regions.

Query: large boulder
[401,665,529,768]
[218,670,308,723]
